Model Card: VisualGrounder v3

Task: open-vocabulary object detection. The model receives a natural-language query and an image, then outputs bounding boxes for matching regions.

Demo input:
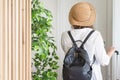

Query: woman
[61,2,115,80]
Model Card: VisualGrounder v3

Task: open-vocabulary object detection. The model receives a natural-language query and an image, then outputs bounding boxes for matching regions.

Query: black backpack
[63,30,95,80]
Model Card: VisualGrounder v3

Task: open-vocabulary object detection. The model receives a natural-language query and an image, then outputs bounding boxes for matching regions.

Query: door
[112,0,120,79]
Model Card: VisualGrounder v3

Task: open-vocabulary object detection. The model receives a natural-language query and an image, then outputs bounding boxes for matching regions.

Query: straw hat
[69,2,96,26]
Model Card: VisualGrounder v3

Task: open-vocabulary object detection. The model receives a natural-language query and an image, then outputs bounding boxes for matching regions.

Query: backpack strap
[68,30,95,47]
[68,31,77,47]
[80,30,95,48]
[91,55,96,66]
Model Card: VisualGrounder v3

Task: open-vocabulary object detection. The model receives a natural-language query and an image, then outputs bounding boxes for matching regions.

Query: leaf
[43,62,48,67]
[52,65,59,69]
[46,71,52,78]
[50,77,56,80]
[49,58,52,61]
[40,53,47,60]
[54,55,59,60]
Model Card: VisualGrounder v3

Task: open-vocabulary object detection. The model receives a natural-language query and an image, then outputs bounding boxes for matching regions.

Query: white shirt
[61,28,110,80]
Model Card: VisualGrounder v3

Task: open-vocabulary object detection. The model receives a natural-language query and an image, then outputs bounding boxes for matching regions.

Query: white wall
[39,0,113,80]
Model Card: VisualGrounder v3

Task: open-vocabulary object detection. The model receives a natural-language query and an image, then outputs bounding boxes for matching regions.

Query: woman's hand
[107,46,116,58]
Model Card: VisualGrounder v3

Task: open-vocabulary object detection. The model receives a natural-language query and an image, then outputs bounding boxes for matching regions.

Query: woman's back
[61,28,110,80]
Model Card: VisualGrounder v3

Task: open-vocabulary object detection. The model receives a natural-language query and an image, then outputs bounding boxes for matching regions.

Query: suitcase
[115,50,119,80]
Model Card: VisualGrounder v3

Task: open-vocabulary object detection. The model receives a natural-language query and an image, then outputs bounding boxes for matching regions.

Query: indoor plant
[32,0,59,80]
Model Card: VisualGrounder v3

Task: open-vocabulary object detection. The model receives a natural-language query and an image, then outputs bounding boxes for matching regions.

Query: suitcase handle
[115,50,119,55]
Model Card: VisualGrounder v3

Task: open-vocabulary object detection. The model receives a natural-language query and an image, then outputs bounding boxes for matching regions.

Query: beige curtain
[0,0,31,80]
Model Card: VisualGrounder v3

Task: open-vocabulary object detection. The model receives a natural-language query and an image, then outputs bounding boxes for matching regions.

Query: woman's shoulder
[94,30,102,38]
[61,31,68,37]
[61,28,102,38]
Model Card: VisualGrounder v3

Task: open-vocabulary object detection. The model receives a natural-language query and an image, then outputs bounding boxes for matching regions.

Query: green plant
[31,0,59,80]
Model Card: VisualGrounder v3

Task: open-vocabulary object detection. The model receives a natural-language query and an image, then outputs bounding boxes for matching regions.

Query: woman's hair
[73,25,94,29]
